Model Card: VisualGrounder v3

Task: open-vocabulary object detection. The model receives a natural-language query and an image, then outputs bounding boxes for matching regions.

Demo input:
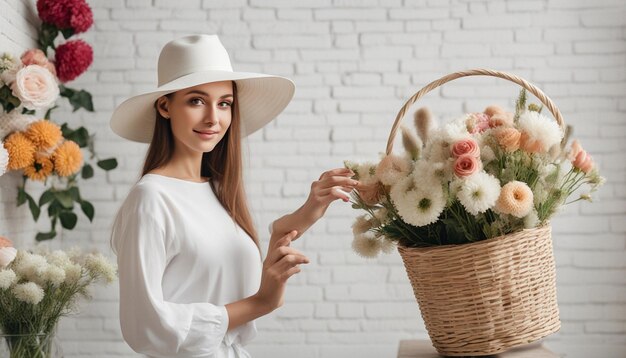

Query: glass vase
[0,331,63,358]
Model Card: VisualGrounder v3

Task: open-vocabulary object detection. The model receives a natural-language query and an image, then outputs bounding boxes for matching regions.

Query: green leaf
[60,86,94,112]
[60,27,75,39]
[26,194,41,221]
[38,23,59,53]
[59,211,78,230]
[17,187,27,206]
[21,108,35,115]
[0,86,20,113]
[80,200,95,222]
[36,231,57,241]
[54,191,74,209]
[69,186,80,201]
[39,190,55,206]
[44,105,59,119]
[62,125,90,147]
[97,158,118,171]
[81,164,94,179]
[48,200,62,217]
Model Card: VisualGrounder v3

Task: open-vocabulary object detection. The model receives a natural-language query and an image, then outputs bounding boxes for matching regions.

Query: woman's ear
[156,96,170,119]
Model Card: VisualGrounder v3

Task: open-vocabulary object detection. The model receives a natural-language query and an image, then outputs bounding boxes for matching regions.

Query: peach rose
[11,64,60,109]
[467,112,491,134]
[489,112,514,128]
[494,127,521,152]
[20,48,57,78]
[568,139,583,161]
[451,138,480,158]
[519,132,544,153]
[454,154,482,178]
[573,149,594,174]
[0,247,17,268]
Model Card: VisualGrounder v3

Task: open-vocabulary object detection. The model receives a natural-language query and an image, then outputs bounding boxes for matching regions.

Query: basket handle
[385,68,565,155]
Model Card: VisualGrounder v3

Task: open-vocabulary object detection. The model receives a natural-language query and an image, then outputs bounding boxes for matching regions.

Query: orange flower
[53,140,83,177]
[495,181,534,218]
[24,153,54,181]
[24,120,62,150]
[494,127,521,152]
[4,132,36,170]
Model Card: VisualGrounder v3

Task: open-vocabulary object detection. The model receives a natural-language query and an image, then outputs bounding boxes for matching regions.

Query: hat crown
[157,34,233,87]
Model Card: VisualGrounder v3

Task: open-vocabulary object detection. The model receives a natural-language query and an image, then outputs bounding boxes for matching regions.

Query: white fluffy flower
[481,145,496,164]
[12,282,44,305]
[64,263,82,285]
[84,253,117,283]
[412,159,449,188]
[443,117,470,142]
[518,111,563,153]
[12,252,48,283]
[0,142,8,177]
[376,154,412,186]
[352,214,373,235]
[351,232,382,258]
[0,111,38,140]
[523,209,540,229]
[45,250,72,269]
[394,185,445,227]
[389,176,415,204]
[379,235,396,254]
[0,268,17,289]
[372,207,390,226]
[457,172,501,215]
[43,264,66,287]
[356,161,378,185]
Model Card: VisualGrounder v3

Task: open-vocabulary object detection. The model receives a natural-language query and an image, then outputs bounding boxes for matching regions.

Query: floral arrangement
[345,89,604,257]
[0,0,118,242]
[0,235,117,356]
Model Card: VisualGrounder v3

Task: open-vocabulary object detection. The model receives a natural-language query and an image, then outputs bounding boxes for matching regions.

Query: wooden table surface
[397,340,562,358]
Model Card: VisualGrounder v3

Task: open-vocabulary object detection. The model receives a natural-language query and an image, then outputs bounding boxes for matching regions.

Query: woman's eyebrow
[184,90,233,99]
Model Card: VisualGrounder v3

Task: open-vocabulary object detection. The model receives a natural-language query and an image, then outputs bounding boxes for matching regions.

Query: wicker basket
[389,69,562,356]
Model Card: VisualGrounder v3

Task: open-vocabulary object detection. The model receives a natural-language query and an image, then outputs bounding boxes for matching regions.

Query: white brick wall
[1,0,625,357]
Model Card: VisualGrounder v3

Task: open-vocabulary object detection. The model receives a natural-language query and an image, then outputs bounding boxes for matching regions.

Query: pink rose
[568,139,583,161]
[0,236,13,248]
[21,49,48,67]
[573,150,594,174]
[10,65,60,110]
[451,138,480,158]
[0,247,17,268]
[467,113,491,133]
[454,154,482,178]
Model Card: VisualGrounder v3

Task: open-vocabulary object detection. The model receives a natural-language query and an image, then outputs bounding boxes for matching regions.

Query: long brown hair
[140,82,259,248]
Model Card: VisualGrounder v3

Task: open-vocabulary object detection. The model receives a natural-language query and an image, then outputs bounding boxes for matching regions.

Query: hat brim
[110,70,295,143]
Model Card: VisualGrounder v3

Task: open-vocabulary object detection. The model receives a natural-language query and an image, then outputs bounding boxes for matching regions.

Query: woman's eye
[190,98,204,105]
[218,101,232,108]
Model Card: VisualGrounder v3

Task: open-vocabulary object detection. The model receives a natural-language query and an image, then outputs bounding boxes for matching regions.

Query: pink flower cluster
[569,140,594,173]
[451,138,482,178]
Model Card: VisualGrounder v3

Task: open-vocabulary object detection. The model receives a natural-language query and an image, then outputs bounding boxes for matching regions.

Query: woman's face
[157,80,234,154]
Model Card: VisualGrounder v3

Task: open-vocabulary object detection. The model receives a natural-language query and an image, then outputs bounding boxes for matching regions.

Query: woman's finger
[318,167,355,180]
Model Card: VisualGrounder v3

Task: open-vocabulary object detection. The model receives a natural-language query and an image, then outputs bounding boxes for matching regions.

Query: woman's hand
[303,167,359,220]
[254,230,309,313]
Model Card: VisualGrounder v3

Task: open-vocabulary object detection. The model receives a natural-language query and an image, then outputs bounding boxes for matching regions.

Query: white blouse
[110,173,263,358]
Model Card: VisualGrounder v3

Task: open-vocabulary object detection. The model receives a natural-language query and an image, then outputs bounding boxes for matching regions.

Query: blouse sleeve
[112,208,229,357]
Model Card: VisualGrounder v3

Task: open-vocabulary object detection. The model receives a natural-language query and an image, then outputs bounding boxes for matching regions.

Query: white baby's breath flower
[12,282,44,305]
[457,172,501,215]
[518,111,563,153]
[84,253,117,283]
[0,268,17,289]
[351,232,382,258]
[395,186,445,227]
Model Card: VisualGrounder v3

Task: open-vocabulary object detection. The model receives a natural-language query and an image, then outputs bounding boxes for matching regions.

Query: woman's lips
[193,129,217,139]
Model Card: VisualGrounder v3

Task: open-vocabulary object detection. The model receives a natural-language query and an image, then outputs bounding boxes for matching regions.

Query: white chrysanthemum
[43,264,66,287]
[523,209,540,229]
[389,176,415,205]
[64,263,82,285]
[412,159,450,188]
[395,186,445,227]
[518,111,563,152]
[457,172,501,215]
[376,153,412,186]
[352,214,372,235]
[0,111,38,140]
[423,129,452,163]
[356,161,378,185]
[0,268,17,290]
[11,282,44,305]
[351,232,382,258]
[84,253,117,283]
[0,142,8,176]
[444,117,470,142]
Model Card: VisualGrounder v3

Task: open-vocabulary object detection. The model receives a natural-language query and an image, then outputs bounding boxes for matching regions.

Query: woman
[108,35,358,358]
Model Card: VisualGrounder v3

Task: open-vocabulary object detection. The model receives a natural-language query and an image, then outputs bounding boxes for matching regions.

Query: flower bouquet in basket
[343,70,604,356]
[0,236,117,357]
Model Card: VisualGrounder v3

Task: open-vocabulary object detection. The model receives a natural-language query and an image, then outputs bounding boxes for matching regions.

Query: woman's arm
[271,167,359,240]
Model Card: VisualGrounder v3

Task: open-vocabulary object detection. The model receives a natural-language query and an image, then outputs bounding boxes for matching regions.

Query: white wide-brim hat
[110,34,295,143]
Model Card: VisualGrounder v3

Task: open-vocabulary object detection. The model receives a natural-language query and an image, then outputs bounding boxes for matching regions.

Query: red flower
[37,0,93,34]
[54,40,93,83]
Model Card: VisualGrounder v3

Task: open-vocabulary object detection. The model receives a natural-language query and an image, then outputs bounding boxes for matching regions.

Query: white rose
[10,64,59,110]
